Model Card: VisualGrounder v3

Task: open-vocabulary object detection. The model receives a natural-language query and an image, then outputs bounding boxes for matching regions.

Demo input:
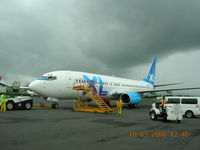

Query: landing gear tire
[128,104,135,109]
[52,103,59,109]
[150,111,157,120]
[185,111,193,118]
[6,101,15,110]
[177,120,181,123]
[24,101,32,110]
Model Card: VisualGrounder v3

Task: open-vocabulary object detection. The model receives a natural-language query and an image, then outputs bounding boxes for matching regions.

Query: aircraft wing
[139,87,200,93]
[154,83,182,87]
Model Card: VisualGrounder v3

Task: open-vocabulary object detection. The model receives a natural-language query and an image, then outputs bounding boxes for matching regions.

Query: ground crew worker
[159,96,167,107]
[0,94,7,112]
[117,99,123,115]
[159,96,167,113]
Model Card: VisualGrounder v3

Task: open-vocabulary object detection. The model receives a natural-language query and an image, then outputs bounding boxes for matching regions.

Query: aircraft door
[67,73,73,88]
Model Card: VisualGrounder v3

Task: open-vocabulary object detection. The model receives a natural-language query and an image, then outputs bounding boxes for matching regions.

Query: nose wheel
[52,103,59,109]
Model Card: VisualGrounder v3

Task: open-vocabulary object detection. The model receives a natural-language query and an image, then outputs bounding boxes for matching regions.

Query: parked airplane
[28,57,200,108]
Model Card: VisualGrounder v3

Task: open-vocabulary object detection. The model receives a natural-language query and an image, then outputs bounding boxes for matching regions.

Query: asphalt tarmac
[0,98,199,150]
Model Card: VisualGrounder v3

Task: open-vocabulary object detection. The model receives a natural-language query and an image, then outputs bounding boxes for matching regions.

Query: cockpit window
[41,75,57,80]
[48,76,57,80]
[41,76,48,80]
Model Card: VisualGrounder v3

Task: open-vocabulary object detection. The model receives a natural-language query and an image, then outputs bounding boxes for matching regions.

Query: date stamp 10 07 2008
[129,131,191,138]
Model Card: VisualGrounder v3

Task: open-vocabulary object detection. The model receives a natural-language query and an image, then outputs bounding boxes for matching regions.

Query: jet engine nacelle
[120,92,141,104]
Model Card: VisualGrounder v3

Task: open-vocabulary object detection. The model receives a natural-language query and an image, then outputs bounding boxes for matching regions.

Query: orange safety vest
[159,100,166,107]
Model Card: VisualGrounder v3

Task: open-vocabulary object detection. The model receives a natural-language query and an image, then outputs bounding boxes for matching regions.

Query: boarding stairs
[87,90,113,112]
[72,80,114,113]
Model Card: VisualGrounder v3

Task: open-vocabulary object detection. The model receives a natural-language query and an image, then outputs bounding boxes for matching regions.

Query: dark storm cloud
[0,0,200,81]
[77,0,200,67]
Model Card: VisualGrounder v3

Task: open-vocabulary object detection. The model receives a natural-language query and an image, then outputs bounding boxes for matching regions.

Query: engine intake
[120,92,141,104]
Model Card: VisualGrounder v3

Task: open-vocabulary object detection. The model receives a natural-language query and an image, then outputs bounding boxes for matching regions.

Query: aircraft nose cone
[29,80,48,96]
[29,80,41,93]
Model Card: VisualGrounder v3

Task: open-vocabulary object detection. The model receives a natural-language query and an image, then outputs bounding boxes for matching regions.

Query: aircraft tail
[143,57,156,86]
[0,76,2,81]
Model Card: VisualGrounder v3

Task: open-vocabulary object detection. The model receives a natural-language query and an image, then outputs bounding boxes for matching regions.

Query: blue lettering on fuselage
[82,75,107,96]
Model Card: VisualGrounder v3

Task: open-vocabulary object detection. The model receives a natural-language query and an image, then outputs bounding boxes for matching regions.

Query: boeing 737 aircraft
[28,57,200,108]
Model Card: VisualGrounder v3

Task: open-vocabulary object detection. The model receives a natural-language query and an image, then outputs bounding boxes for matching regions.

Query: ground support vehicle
[0,96,33,110]
[150,102,183,123]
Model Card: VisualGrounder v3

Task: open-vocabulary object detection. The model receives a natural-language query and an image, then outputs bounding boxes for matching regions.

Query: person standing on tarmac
[0,94,7,112]
[117,99,123,115]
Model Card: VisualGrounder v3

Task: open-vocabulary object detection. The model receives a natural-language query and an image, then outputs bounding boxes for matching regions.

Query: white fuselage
[29,71,154,99]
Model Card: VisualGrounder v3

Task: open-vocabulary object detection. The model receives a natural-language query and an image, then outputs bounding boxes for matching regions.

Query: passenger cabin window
[167,98,180,104]
[181,98,197,104]
[114,83,120,86]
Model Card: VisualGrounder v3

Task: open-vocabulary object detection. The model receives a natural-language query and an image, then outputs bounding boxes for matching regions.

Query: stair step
[85,89,113,111]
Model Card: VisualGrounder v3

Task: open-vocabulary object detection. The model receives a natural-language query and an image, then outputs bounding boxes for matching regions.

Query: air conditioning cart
[150,103,183,123]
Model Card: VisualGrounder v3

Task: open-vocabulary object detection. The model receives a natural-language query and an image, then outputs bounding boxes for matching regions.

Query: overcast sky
[1,0,200,94]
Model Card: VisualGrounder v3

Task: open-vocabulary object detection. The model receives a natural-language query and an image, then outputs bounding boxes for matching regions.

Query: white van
[154,96,200,118]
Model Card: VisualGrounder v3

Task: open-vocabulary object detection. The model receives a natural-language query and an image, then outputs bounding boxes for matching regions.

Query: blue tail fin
[143,57,156,86]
